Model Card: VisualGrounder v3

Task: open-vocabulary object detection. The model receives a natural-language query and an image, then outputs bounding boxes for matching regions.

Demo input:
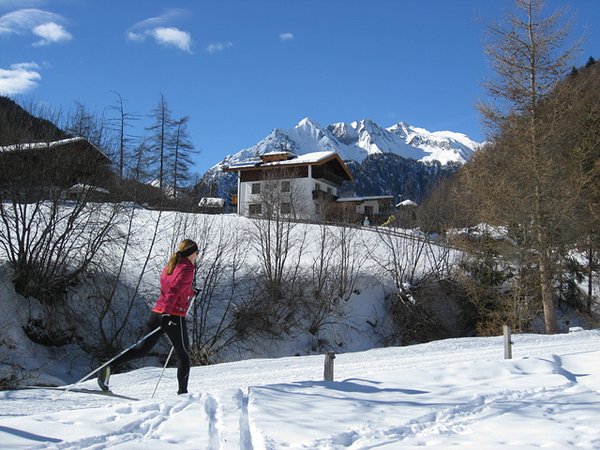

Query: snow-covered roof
[337,195,394,203]
[0,136,110,161]
[199,197,225,207]
[397,199,418,207]
[225,151,338,169]
[290,151,338,164]
[224,151,353,181]
[66,183,110,194]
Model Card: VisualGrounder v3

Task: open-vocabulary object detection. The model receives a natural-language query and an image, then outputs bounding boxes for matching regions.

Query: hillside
[0,96,68,145]
[1,204,591,390]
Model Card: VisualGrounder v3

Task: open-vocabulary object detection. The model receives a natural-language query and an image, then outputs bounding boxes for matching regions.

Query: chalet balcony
[312,189,337,202]
[312,167,347,186]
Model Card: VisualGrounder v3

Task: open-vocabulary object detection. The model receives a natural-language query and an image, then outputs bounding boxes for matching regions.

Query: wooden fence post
[503,324,512,359]
[324,351,335,381]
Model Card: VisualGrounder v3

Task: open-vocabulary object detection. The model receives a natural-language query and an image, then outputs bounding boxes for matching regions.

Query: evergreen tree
[585,55,596,68]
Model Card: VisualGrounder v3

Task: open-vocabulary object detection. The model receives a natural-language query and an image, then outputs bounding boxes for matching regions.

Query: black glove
[160,314,173,331]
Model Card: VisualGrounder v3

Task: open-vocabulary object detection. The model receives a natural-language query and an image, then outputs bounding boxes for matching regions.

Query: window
[281,202,291,214]
[327,187,333,195]
[251,183,261,194]
[281,181,290,192]
[315,182,321,191]
[249,204,262,215]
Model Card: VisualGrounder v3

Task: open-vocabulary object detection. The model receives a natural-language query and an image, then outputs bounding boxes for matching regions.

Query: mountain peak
[213,117,481,172]
[352,118,379,129]
[387,121,412,137]
[295,117,323,131]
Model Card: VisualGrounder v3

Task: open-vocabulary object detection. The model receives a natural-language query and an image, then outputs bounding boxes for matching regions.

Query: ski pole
[151,286,201,397]
[53,326,162,400]
[152,346,174,398]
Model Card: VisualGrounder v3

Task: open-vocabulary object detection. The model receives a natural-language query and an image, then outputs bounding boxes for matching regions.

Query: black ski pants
[112,311,191,394]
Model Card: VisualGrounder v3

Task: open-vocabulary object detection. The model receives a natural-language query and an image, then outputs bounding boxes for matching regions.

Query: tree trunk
[538,252,558,333]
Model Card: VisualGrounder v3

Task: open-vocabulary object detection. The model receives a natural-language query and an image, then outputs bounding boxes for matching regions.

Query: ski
[21,385,139,401]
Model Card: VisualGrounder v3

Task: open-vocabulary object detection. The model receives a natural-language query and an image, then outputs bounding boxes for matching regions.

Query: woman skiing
[98,239,199,395]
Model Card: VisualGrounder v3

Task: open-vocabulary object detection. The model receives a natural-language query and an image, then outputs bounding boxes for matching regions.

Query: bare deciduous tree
[169,116,197,203]
[108,91,140,180]
[146,94,173,194]
[246,172,309,334]
[471,0,580,333]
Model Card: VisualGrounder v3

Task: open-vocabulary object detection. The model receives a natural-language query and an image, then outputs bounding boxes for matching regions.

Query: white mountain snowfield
[215,118,482,172]
[1,330,599,449]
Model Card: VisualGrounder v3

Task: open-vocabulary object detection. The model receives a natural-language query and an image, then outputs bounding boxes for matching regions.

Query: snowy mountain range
[213,117,481,171]
[201,118,482,203]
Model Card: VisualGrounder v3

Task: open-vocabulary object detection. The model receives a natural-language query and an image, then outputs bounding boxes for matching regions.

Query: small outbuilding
[198,197,225,214]
[396,199,418,225]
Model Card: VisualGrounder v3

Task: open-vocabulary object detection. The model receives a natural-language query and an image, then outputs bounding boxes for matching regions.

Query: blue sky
[1,0,598,174]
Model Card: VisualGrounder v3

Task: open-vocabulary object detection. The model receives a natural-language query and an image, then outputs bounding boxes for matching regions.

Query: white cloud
[32,21,71,46]
[0,61,42,95]
[126,30,144,42]
[127,10,192,53]
[151,27,191,52]
[0,8,71,45]
[206,41,233,54]
[279,32,294,42]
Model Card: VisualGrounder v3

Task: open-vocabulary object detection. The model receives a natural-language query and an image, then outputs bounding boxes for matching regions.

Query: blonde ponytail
[166,239,197,275]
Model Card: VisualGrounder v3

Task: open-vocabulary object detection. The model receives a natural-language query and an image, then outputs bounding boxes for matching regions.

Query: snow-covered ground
[2,329,600,449]
[1,204,598,448]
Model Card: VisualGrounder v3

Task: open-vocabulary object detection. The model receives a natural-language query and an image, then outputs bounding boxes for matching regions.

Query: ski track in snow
[33,402,175,449]
[303,380,599,449]
[20,391,253,450]
[298,354,600,449]
[203,393,219,449]
[207,388,254,450]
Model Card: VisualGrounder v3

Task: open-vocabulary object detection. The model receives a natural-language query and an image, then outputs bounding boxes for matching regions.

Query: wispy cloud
[0,8,54,34]
[127,9,192,53]
[279,32,294,42]
[0,0,45,10]
[206,41,233,54]
[0,61,42,95]
[0,8,71,45]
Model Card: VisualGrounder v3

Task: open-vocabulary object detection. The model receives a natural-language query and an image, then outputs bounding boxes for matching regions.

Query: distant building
[223,151,353,221]
[396,199,418,225]
[0,137,113,195]
[199,197,225,214]
[65,183,111,202]
[336,195,395,220]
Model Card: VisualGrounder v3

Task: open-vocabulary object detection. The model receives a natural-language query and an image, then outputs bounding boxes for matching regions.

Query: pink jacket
[152,258,195,316]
